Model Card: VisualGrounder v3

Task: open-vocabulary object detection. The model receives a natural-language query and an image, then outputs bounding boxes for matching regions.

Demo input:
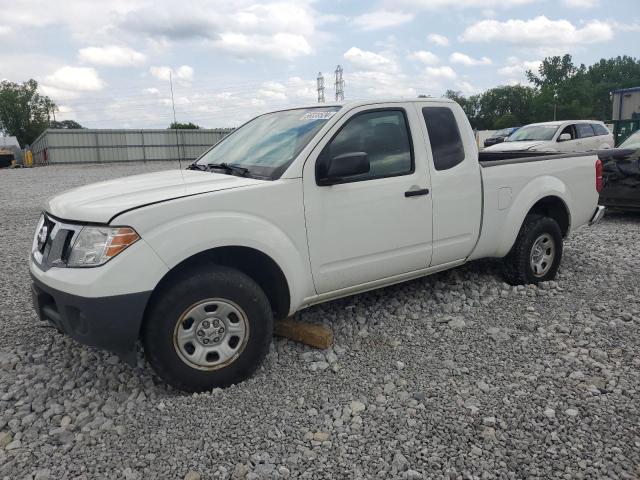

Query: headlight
[67,226,140,267]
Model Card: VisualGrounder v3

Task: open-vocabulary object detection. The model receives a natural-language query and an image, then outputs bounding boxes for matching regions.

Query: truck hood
[47,169,266,223]
[484,141,547,152]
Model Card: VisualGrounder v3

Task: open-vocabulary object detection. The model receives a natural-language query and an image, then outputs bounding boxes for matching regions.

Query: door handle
[405,188,430,197]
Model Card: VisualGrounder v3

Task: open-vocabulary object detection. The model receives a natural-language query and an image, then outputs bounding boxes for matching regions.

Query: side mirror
[558,133,572,142]
[317,152,370,185]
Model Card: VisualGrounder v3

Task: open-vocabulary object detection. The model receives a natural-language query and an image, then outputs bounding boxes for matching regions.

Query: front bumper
[31,274,151,362]
[589,205,606,226]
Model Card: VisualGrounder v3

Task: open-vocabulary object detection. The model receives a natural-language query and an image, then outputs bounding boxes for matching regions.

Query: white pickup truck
[30,99,605,391]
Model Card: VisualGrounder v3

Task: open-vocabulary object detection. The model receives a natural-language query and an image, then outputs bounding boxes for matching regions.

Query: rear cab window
[421,106,465,171]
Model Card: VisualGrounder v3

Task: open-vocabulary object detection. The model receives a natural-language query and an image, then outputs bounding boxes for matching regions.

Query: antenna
[334,65,345,101]
[317,72,325,103]
[169,70,183,172]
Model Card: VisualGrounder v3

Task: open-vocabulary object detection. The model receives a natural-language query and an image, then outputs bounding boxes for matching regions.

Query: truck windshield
[507,125,559,142]
[195,106,341,179]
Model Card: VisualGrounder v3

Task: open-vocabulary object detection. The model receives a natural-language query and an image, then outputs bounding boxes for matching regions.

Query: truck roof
[282,98,456,110]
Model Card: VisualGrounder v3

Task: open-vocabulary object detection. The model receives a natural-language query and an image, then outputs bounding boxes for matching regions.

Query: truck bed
[478,148,629,167]
[478,150,586,166]
[469,149,601,261]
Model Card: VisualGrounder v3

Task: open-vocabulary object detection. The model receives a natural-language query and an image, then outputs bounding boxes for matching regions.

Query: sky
[1,0,639,129]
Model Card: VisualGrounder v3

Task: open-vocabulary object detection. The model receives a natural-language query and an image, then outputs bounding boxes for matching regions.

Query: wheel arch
[145,246,291,323]
[498,194,571,257]
[494,175,572,258]
[526,195,571,237]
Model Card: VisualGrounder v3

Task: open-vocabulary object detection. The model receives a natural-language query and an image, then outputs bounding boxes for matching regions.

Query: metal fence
[30,128,233,165]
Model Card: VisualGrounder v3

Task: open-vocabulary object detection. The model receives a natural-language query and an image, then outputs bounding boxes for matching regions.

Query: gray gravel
[1,162,639,479]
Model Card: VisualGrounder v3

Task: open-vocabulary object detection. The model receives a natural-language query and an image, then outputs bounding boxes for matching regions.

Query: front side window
[196,106,341,179]
[422,106,465,171]
[559,125,577,141]
[318,109,413,182]
[577,123,595,138]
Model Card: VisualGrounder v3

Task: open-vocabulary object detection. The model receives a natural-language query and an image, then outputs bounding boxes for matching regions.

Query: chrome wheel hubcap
[173,298,249,370]
[530,233,555,278]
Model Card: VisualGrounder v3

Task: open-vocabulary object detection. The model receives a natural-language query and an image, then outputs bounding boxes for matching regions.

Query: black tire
[502,214,563,286]
[142,265,273,392]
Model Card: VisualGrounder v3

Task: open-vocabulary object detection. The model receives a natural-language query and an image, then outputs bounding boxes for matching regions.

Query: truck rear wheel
[142,265,272,392]
[502,214,563,285]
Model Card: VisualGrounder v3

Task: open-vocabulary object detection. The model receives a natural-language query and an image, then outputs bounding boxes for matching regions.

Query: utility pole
[334,65,345,101]
[317,72,325,103]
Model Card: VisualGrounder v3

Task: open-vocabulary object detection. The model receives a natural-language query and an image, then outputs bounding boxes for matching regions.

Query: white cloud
[211,32,311,60]
[257,81,287,100]
[352,10,414,31]
[456,81,482,95]
[607,21,640,32]
[424,66,457,81]
[286,76,317,100]
[149,65,194,83]
[408,51,440,65]
[144,87,160,95]
[122,2,317,61]
[344,47,396,72]
[562,0,598,7]
[348,71,417,98]
[44,66,105,91]
[427,33,450,46]
[78,45,146,67]
[0,26,12,36]
[497,58,541,77]
[0,0,138,41]
[416,66,458,94]
[460,16,614,49]
[400,0,536,8]
[450,52,492,66]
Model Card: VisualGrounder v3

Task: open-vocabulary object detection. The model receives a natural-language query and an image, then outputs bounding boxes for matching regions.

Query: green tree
[50,119,83,129]
[494,113,520,129]
[444,90,482,128]
[0,79,56,146]
[586,56,640,119]
[478,85,535,128]
[526,54,582,90]
[169,122,200,129]
[526,55,594,121]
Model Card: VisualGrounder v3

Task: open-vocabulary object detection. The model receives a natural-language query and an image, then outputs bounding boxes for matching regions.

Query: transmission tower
[317,72,325,103]
[334,65,345,101]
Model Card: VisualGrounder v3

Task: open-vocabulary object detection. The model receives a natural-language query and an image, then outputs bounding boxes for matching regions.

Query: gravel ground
[1,162,639,480]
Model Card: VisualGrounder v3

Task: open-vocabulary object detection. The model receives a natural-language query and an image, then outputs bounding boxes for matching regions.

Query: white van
[484,120,614,153]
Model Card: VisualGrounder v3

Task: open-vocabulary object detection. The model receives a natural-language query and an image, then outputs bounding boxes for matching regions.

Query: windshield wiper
[206,162,250,176]
[186,163,207,171]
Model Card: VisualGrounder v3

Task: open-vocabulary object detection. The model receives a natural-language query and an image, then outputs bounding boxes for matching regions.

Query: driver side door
[302,105,433,294]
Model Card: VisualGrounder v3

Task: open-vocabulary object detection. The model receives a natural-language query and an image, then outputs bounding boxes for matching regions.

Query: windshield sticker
[301,111,336,121]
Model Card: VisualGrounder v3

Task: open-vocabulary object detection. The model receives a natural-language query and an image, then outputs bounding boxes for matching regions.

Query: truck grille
[32,214,83,271]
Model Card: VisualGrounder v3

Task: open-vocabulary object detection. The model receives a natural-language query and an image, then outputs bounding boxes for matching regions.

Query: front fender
[139,211,311,314]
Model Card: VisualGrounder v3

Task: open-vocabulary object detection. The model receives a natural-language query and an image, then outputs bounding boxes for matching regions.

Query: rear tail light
[595,158,603,193]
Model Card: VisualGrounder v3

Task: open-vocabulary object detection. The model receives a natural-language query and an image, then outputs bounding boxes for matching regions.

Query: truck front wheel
[502,214,563,285]
[142,265,273,392]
